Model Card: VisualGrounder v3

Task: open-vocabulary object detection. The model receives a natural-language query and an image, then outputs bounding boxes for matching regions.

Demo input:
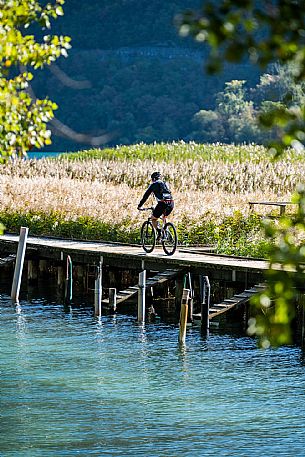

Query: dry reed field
[0,154,297,227]
[0,141,302,255]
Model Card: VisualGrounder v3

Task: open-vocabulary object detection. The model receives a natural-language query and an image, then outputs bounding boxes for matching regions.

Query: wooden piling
[27,259,38,283]
[94,257,103,316]
[65,255,73,304]
[175,273,184,313]
[200,275,210,335]
[11,227,28,302]
[57,265,65,288]
[109,288,117,312]
[186,272,194,322]
[138,270,146,323]
[178,288,190,344]
[39,259,48,276]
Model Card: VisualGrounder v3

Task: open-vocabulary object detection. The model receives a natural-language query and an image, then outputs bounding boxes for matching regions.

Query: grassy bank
[0,141,298,258]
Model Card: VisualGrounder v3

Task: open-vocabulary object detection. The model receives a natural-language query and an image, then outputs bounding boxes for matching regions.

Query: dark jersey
[138,179,173,208]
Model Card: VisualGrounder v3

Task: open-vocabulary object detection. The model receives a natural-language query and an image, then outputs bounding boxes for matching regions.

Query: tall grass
[0,141,300,256]
[2,156,302,194]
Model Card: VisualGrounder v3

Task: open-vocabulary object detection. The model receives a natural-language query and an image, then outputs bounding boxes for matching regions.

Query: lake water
[27,152,61,160]
[1,292,305,457]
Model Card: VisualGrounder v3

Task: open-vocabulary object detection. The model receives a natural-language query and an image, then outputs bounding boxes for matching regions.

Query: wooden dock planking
[0,234,269,277]
[0,254,16,266]
[193,283,265,321]
[102,268,180,307]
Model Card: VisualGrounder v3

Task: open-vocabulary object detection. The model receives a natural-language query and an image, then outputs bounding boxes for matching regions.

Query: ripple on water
[0,295,305,456]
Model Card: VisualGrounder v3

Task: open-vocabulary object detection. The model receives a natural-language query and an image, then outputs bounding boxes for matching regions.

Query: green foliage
[59,142,273,163]
[48,0,202,49]
[250,187,305,347]
[178,0,305,346]
[0,210,140,244]
[178,0,305,155]
[0,207,270,259]
[0,0,71,160]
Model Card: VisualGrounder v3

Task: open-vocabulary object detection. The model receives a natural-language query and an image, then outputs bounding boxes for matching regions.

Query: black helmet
[151,171,161,181]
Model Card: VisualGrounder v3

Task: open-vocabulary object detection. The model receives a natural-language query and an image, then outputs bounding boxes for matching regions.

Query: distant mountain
[52,0,203,49]
[32,1,261,152]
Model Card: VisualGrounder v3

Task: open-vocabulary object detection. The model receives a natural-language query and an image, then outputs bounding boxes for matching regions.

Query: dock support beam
[109,288,117,313]
[65,255,73,305]
[200,275,210,336]
[175,273,184,314]
[179,289,190,344]
[27,259,38,284]
[94,257,103,316]
[57,265,65,288]
[11,227,28,302]
[138,270,146,323]
[186,272,194,322]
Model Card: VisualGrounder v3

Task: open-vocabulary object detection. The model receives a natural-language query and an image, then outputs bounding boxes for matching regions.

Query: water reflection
[1,295,305,456]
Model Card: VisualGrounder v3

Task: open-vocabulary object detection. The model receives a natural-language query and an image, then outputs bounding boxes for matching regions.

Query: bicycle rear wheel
[141,220,156,253]
[162,222,177,255]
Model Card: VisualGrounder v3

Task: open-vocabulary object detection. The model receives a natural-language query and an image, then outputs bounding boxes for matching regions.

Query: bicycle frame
[139,207,177,255]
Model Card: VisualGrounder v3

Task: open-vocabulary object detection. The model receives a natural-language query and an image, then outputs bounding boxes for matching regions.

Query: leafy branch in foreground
[178,1,305,345]
[0,0,71,161]
[177,0,305,156]
[250,186,305,347]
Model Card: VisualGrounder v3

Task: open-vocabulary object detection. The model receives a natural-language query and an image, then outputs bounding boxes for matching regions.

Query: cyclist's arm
[138,184,153,208]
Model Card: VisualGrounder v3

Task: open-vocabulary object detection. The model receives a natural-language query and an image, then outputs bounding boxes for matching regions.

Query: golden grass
[0,172,292,228]
[1,156,302,195]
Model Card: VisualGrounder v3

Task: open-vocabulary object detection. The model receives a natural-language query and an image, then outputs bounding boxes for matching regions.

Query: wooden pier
[0,233,273,326]
[0,233,268,282]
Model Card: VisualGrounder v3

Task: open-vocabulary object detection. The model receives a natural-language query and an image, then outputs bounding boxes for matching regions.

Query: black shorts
[153,201,174,218]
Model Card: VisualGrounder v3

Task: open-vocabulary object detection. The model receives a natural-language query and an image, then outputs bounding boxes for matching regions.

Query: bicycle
[139,207,178,256]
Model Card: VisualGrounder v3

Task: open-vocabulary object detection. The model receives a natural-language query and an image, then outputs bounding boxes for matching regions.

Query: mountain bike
[139,207,178,256]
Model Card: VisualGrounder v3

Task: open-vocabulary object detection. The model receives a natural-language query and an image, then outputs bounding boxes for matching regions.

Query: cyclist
[137,171,174,240]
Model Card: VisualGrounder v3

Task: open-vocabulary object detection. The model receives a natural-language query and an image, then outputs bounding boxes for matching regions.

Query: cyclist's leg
[152,203,165,238]
[164,201,174,216]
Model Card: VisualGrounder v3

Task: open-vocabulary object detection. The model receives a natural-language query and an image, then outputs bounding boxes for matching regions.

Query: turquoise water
[1,294,305,457]
[27,152,61,159]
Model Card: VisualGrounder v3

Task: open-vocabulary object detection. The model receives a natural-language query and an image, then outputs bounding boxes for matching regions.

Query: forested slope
[33,0,263,151]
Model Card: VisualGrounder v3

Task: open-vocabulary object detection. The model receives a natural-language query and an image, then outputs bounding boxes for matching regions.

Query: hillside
[32,1,262,151]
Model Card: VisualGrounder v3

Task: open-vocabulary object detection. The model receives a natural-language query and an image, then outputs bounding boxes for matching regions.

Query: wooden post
[94,257,103,316]
[175,273,184,314]
[187,272,194,322]
[179,288,190,344]
[39,259,48,276]
[109,287,117,312]
[65,255,73,304]
[138,270,146,323]
[200,275,210,336]
[11,227,28,302]
[27,259,38,283]
[57,265,65,287]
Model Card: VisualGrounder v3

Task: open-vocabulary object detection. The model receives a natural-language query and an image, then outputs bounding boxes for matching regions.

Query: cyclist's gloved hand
[137,204,141,210]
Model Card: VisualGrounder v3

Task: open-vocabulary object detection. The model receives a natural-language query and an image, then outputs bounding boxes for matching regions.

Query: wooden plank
[0,234,270,274]
[102,268,180,307]
[208,283,266,319]
[0,254,16,266]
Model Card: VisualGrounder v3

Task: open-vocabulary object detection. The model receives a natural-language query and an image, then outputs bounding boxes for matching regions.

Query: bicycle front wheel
[162,222,177,255]
[141,221,156,253]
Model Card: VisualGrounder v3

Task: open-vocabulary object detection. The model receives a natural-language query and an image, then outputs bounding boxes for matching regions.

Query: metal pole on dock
[200,275,210,335]
[11,227,28,302]
[109,288,117,312]
[138,270,146,323]
[94,257,103,316]
[179,288,190,344]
